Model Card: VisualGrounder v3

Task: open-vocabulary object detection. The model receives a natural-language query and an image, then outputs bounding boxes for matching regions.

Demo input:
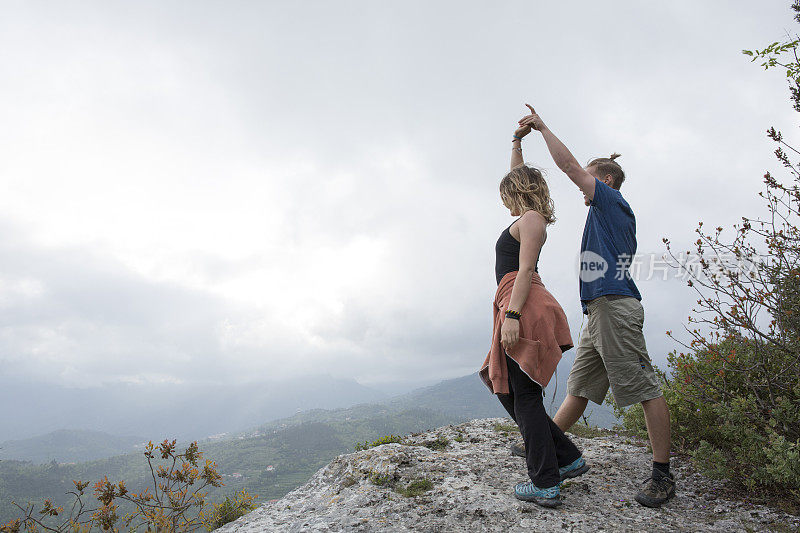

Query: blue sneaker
[559,457,590,481]
[513,482,561,507]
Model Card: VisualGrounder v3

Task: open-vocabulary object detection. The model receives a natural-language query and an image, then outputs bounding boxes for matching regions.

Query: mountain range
[0,358,615,465]
[0,364,617,525]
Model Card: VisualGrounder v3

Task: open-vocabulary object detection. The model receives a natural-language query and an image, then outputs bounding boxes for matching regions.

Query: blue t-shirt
[579,178,641,313]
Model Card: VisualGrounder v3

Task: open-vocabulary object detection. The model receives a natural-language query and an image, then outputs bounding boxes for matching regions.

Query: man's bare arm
[519,105,597,200]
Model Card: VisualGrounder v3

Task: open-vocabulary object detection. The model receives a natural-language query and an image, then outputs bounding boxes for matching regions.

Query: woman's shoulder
[518,209,547,230]
[510,210,547,241]
[520,209,546,222]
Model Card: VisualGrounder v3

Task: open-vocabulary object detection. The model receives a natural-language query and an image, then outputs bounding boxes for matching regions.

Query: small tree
[0,438,258,532]
[620,1,800,505]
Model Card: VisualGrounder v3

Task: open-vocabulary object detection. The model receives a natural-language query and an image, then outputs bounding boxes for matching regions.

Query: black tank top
[495,221,539,285]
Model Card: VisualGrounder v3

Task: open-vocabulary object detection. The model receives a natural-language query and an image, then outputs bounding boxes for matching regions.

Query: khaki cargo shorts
[566,295,662,408]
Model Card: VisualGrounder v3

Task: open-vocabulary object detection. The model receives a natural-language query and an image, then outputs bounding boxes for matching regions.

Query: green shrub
[369,472,392,486]
[672,341,799,489]
[420,435,449,451]
[354,434,404,451]
[396,479,433,497]
[493,422,519,435]
[616,338,800,503]
[200,489,259,531]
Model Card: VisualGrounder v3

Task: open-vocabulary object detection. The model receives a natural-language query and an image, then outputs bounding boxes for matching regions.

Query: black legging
[497,353,582,488]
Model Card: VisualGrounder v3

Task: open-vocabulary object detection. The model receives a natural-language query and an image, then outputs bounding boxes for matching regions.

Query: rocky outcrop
[217,418,799,532]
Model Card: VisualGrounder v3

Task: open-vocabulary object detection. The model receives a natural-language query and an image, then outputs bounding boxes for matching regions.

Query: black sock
[652,461,670,479]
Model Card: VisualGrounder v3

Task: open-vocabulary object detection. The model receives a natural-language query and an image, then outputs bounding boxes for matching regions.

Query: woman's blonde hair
[499,165,555,224]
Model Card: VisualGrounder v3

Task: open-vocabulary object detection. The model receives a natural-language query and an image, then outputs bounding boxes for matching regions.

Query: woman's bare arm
[501,210,546,350]
[511,124,531,170]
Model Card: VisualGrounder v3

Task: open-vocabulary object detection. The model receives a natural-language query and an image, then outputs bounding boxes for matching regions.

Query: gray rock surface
[217,418,799,532]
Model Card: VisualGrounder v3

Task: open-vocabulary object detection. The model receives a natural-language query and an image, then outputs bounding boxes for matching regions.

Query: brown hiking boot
[634,473,676,507]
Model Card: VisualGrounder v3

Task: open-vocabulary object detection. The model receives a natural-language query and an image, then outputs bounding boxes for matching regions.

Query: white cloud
[0,1,795,390]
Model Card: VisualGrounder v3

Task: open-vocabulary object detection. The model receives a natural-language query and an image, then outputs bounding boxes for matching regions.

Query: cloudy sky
[1,1,797,392]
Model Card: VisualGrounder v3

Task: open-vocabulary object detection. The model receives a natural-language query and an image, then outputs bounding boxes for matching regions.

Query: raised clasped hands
[518,103,546,132]
[514,123,531,139]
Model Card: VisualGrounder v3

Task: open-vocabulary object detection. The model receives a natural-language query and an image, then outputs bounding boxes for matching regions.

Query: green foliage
[395,479,433,498]
[199,489,258,531]
[492,422,519,435]
[354,434,405,451]
[420,435,449,451]
[368,472,392,487]
[612,289,800,501]
[742,39,800,72]
[743,1,800,116]
[617,338,800,490]
[616,6,800,507]
[566,420,614,440]
[1,439,226,532]
[617,338,800,502]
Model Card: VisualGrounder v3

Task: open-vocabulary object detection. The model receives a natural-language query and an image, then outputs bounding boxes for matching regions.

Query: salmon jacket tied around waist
[479,270,574,394]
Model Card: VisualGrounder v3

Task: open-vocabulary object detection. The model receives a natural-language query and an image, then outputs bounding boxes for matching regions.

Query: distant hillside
[0,374,388,444]
[384,363,617,429]
[384,374,509,419]
[235,366,616,438]
[0,368,619,525]
[0,429,146,464]
[0,406,456,525]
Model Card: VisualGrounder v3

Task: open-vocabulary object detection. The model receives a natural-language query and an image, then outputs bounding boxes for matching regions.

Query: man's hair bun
[587,153,625,189]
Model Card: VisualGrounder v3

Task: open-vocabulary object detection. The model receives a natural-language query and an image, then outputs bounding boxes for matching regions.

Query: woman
[478,116,589,507]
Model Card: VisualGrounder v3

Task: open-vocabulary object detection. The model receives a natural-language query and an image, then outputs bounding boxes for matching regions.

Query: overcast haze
[1,1,797,398]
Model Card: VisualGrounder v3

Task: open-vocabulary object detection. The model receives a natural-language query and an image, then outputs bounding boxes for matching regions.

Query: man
[517,105,675,508]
